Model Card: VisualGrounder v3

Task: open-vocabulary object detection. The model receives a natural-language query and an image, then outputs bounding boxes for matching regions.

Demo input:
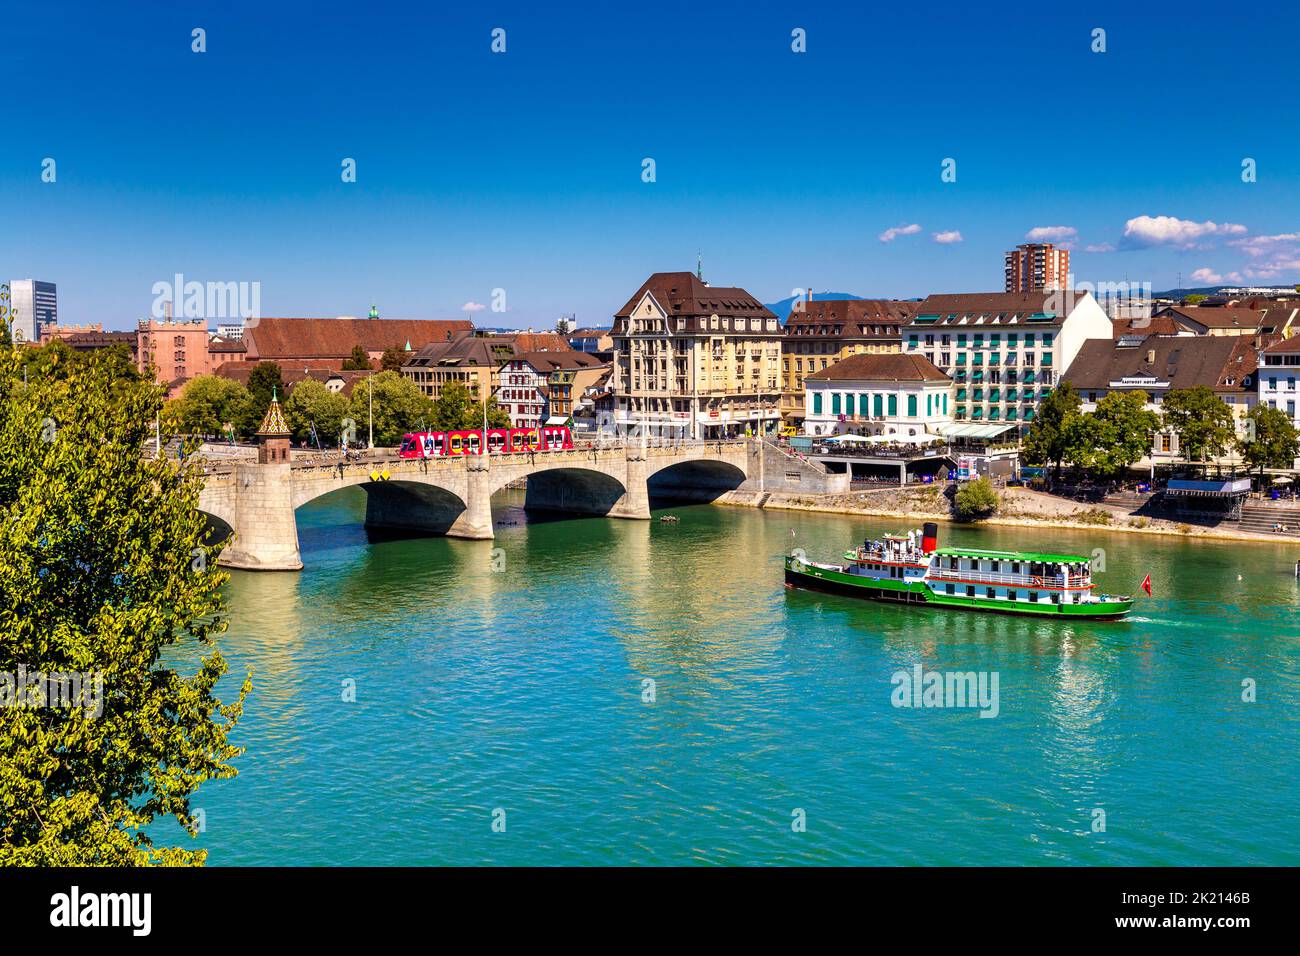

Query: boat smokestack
[922,522,938,554]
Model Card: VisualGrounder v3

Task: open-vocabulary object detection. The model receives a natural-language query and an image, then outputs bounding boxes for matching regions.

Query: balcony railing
[927,568,1090,590]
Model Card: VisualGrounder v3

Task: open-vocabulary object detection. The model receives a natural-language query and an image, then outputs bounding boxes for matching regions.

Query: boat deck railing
[926,568,1091,590]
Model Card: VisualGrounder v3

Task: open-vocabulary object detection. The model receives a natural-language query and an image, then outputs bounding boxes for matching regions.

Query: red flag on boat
[1140,573,1152,596]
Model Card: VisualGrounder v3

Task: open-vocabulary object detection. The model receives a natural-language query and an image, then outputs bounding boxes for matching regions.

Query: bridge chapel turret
[257,387,292,464]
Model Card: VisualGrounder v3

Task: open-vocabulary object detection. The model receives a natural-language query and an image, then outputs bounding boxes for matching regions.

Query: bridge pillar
[218,462,303,571]
[608,444,652,520]
[446,454,495,540]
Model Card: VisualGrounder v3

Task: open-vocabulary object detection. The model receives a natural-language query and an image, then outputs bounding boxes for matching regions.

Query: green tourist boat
[785,522,1135,620]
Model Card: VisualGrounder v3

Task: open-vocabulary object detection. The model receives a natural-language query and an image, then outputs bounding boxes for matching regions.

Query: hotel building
[610,271,783,439]
[903,291,1112,435]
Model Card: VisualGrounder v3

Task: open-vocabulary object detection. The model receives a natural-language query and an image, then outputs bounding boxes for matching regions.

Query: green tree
[243,361,284,435]
[1162,386,1236,465]
[348,371,436,446]
[1239,404,1300,477]
[341,345,372,371]
[284,379,350,447]
[0,347,249,865]
[1066,390,1161,478]
[170,375,253,440]
[954,476,999,521]
[1022,381,1081,482]
[430,379,511,431]
[380,346,407,372]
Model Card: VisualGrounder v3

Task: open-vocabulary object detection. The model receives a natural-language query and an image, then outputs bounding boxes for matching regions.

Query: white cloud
[931,230,963,244]
[1189,268,1243,285]
[1025,226,1077,242]
[1084,243,1115,253]
[461,301,487,312]
[1121,215,1247,249]
[879,223,922,243]
[1229,232,1300,257]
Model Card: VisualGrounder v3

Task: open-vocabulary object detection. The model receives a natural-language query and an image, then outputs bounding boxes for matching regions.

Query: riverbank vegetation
[0,336,249,865]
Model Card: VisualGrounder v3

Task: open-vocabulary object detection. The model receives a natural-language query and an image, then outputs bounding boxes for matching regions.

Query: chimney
[1146,349,1156,364]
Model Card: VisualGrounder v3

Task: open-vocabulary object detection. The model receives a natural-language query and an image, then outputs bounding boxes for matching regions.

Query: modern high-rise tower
[1004,244,1070,293]
[8,279,58,343]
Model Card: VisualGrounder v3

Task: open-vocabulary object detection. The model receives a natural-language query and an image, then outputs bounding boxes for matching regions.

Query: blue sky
[3,0,1298,330]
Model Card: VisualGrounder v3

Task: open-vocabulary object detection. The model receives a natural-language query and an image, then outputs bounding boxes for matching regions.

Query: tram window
[450,436,462,452]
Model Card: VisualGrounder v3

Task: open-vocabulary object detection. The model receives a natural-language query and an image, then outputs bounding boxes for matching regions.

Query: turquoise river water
[170,489,1300,865]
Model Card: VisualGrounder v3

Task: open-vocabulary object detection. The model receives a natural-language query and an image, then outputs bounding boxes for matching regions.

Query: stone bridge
[197,440,847,570]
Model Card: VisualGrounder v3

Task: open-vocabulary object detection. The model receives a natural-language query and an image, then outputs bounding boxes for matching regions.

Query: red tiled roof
[807,353,950,383]
[214,361,372,397]
[1262,335,1300,354]
[1063,334,1271,394]
[242,317,474,361]
[785,299,916,338]
[517,351,607,372]
[614,272,774,319]
[1158,306,1265,330]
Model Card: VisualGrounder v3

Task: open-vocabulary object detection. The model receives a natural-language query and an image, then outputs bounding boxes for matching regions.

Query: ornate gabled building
[610,271,783,439]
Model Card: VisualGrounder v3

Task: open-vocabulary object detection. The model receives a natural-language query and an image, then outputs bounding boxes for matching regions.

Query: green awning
[989,388,1001,402]
[972,407,983,419]
[956,388,967,400]
[1024,409,1035,421]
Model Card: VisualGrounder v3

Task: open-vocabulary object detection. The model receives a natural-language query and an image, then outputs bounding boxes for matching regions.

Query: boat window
[986,587,996,599]
[946,583,955,595]
[1051,593,1060,603]
[1030,591,1039,602]
[966,586,975,597]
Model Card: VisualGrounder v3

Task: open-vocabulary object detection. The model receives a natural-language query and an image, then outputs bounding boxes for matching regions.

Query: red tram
[399,425,574,458]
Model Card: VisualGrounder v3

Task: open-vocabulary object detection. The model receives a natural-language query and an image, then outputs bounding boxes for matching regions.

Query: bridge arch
[507,466,630,518]
[646,457,747,503]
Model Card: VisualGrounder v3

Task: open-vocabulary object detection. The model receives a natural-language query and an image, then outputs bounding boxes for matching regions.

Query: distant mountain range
[1152,284,1299,300]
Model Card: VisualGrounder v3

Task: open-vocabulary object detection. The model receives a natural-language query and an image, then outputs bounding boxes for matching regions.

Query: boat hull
[784,558,1133,620]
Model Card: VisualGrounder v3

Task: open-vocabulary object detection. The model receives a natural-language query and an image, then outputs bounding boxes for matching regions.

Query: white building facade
[803,353,952,438]
[903,290,1112,435]
[1258,337,1300,428]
